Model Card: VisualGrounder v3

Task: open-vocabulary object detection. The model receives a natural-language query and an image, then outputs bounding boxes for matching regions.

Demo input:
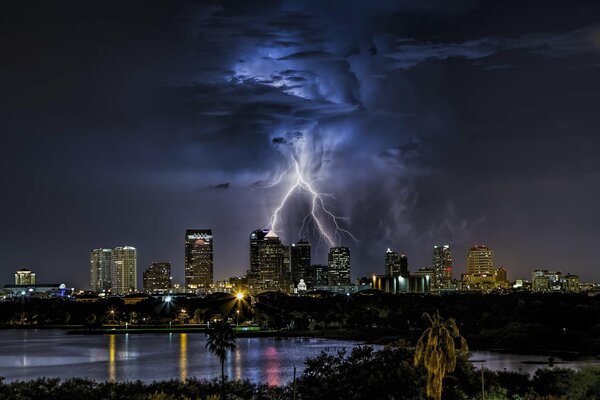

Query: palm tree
[205,320,237,388]
[413,311,468,400]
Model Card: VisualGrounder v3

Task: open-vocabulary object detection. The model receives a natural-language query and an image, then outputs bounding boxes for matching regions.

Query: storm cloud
[1,0,600,286]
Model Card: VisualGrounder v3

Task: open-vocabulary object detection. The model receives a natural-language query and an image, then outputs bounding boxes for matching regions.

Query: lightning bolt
[269,157,357,247]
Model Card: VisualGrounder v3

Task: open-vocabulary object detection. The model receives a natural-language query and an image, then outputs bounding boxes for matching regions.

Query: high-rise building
[384,249,408,278]
[305,264,328,288]
[112,246,137,294]
[257,230,290,292]
[90,248,112,292]
[328,247,351,286]
[15,268,35,285]
[247,229,270,292]
[184,229,214,290]
[143,262,172,292]
[432,245,452,288]
[290,240,311,285]
[467,245,494,275]
[494,267,508,285]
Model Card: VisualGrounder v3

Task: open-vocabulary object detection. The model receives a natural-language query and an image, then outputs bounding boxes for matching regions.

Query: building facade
[184,229,214,291]
[15,268,36,286]
[290,240,311,285]
[305,264,328,288]
[143,262,172,292]
[257,230,290,292]
[247,229,269,292]
[90,248,112,292]
[432,245,452,288]
[111,246,137,294]
[384,248,408,277]
[328,247,351,286]
[467,245,494,275]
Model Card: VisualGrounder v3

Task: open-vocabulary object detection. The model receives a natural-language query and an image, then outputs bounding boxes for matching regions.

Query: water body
[0,330,369,383]
[0,330,598,383]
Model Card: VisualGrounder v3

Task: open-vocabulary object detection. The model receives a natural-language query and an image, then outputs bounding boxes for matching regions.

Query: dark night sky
[1,0,600,288]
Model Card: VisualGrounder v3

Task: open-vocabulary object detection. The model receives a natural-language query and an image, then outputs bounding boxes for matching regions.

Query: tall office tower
[90,248,112,291]
[328,247,351,286]
[467,245,494,275]
[257,230,289,292]
[112,246,137,294]
[384,249,409,277]
[184,229,214,290]
[290,240,311,285]
[143,262,172,292]
[432,245,452,288]
[305,264,328,288]
[247,229,270,291]
[385,249,399,276]
[15,268,36,285]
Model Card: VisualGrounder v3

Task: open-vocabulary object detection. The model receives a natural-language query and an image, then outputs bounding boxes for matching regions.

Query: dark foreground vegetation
[3,291,600,354]
[2,346,600,400]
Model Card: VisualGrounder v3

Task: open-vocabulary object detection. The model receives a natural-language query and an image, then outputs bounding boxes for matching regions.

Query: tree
[205,321,236,389]
[414,311,469,400]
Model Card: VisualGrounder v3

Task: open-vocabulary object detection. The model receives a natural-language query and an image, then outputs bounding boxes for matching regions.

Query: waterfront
[0,330,370,383]
[0,330,598,383]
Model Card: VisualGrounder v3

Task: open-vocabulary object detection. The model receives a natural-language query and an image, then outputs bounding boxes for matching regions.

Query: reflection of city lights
[108,334,116,381]
[180,333,188,381]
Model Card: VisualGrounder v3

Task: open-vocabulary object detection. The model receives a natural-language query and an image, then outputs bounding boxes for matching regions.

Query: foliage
[413,311,468,400]
[298,345,428,399]
[205,321,237,387]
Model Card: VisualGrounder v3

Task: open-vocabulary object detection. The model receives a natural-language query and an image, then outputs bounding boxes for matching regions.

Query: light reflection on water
[0,330,371,383]
[1,330,597,384]
[180,333,187,382]
[108,334,116,381]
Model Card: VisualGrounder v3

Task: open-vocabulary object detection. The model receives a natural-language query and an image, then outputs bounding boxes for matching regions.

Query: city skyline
[2,1,600,287]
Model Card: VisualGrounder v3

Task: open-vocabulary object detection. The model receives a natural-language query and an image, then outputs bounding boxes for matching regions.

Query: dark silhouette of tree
[205,321,236,389]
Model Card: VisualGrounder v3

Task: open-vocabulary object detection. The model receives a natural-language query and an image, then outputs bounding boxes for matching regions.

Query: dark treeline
[1,346,600,399]
[2,291,600,354]
[253,291,600,354]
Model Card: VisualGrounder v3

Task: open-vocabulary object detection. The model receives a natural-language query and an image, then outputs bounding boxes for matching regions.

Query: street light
[236,292,244,300]
[236,310,240,327]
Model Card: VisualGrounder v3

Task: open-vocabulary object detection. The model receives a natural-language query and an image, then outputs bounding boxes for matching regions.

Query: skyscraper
[143,262,171,292]
[257,230,290,292]
[432,245,452,288]
[385,249,408,278]
[184,229,214,291]
[290,240,311,285]
[15,268,35,285]
[467,245,494,275]
[90,248,112,292]
[305,264,328,288]
[247,229,270,293]
[112,246,137,294]
[328,247,351,286]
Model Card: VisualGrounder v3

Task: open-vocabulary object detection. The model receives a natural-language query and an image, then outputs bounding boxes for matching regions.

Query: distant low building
[15,269,35,286]
[3,283,69,298]
[531,269,580,292]
[372,274,431,294]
